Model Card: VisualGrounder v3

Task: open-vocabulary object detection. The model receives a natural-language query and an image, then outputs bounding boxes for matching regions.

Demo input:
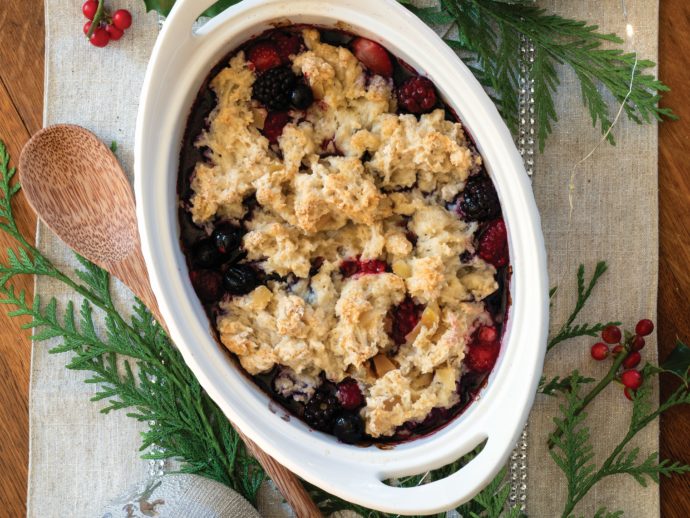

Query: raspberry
[262,111,290,144]
[271,31,302,62]
[620,369,643,390]
[459,175,501,221]
[247,41,282,72]
[622,351,641,369]
[590,342,609,361]
[466,343,499,373]
[304,391,339,432]
[336,379,364,410]
[635,319,654,336]
[340,257,388,277]
[390,297,423,345]
[350,37,393,77]
[477,326,498,343]
[478,219,509,268]
[252,67,297,110]
[601,325,622,344]
[190,270,223,303]
[397,76,437,114]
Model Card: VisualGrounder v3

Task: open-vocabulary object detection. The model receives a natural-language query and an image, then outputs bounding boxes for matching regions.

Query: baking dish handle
[359,429,514,514]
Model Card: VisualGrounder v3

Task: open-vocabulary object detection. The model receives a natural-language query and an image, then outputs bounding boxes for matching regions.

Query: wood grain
[0,0,42,515]
[0,0,688,516]
[658,1,690,516]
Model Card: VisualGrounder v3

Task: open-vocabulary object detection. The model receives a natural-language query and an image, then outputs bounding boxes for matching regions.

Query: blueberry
[332,413,364,444]
[212,224,243,255]
[223,264,260,295]
[191,239,223,268]
[291,83,314,109]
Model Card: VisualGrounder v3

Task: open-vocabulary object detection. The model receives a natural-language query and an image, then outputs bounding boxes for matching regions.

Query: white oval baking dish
[135,0,548,514]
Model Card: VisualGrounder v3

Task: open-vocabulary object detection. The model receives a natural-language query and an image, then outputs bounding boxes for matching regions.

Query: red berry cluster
[340,257,388,278]
[590,319,655,400]
[82,1,132,48]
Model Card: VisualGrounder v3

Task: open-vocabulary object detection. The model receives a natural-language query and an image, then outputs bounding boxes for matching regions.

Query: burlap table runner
[28,1,659,516]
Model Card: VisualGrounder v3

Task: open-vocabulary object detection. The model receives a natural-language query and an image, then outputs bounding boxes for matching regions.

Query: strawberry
[247,41,282,72]
[478,219,509,268]
[271,30,302,63]
[350,37,393,77]
[465,342,499,373]
[262,111,290,144]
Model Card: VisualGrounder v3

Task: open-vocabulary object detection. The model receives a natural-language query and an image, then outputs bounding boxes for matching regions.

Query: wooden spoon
[19,124,322,518]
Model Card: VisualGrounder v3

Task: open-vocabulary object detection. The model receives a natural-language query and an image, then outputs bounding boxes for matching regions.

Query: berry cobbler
[178,27,509,444]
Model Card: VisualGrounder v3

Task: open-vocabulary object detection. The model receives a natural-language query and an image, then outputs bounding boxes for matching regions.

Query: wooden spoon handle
[114,250,322,518]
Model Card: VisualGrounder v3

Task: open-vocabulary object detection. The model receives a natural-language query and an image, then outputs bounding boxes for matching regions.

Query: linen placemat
[28,0,660,516]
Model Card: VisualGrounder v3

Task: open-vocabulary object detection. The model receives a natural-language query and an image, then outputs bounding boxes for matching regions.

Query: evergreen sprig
[404,0,674,151]
[548,262,620,351]
[549,371,690,518]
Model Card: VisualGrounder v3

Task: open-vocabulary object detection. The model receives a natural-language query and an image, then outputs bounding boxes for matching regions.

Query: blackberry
[333,413,364,444]
[223,264,260,295]
[459,175,501,221]
[252,67,297,111]
[303,391,339,432]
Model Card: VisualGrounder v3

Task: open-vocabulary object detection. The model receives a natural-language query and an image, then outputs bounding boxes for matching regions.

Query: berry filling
[178,26,509,444]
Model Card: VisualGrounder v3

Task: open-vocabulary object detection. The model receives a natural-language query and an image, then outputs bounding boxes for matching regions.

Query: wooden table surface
[0,0,688,516]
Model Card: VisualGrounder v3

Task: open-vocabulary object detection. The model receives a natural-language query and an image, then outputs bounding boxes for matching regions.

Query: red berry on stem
[82,0,98,20]
[112,9,133,30]
[624,387,635,401]
[611,344,624,357]
[247,41,282,73]
[601,324,622,344]
[105,24,124,41]
[350,37,393,77]
[621,369,643,390]
[622,351,642,369]
[83,21,92,35]
[630,335,645,351]
[635,319,654,336]
[89,27,110,48]
[590,342,609,361]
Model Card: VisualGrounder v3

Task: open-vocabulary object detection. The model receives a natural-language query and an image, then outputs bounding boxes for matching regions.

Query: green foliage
[548,262,620,351]
[402,0,674,151]
[0,142,264,505]
[539,372,595,397]
[548,372,690,517]
[142,0,241,18]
